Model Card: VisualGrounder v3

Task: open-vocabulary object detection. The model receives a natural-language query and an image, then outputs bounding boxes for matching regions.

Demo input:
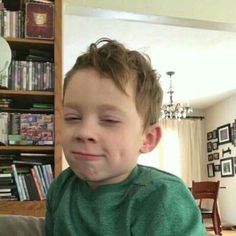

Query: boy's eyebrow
[97,104,125,113]
[63,102,125,114]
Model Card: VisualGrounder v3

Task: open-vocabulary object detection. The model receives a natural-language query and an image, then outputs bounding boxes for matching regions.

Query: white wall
[205,93,236,224]
[64,0,236,24]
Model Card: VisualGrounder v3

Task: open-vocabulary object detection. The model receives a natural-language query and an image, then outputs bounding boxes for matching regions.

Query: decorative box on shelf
[25,2,54,40]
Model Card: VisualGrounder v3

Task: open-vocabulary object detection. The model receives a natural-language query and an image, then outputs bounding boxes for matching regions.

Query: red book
[30,168,44,200]
[25,2,54,40]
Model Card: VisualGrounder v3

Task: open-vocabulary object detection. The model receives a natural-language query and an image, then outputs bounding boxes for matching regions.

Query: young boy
[45,38,205,235]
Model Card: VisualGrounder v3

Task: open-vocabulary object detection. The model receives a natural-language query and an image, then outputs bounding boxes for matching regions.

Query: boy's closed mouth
[71,151,103,161]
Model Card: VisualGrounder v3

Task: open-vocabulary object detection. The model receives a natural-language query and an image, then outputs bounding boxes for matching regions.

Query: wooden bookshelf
[6,37,54,44]
[0,89,54,96]
[6,37,54,51]
[0,146,54,152]
[0,201,46,217]
[0,89,54,106]
[0,0,63,217]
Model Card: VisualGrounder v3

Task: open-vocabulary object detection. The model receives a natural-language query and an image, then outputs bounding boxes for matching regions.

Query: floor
[208,231,236,236]
[205,219,236,236]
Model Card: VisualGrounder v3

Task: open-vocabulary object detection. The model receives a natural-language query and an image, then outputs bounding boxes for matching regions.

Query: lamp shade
[0,37,12,74]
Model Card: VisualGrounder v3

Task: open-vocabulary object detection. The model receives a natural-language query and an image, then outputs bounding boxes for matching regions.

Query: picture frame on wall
[212,141,218,150]
[212,129,218,139]
[214,164,221,172]
[207,163,215,177]
[220,157,234,177]
[207,142,212,153]
[232,120,236,146]
[213,153,219,160]
[208,154,213,161]
[217,124,231,145]
[207,131,213,140]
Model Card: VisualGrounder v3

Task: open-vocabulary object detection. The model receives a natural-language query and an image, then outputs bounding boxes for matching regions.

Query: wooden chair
[191,181,222,235]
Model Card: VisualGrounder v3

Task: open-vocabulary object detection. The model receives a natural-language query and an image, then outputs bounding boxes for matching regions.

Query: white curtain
[138,119,204,186]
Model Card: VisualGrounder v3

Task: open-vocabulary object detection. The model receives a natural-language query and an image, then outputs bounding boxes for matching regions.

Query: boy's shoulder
[136,165,184,185]
[133,165,193,210]
[134,165,188,194]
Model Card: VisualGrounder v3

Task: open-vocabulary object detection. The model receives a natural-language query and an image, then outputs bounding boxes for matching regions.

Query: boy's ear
[140,124,162,153]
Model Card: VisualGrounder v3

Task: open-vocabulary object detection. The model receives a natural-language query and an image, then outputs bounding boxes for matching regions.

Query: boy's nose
[72,121,97,143]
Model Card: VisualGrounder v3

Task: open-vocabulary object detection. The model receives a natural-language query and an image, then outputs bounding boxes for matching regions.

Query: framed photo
[214,164,221,172]
[25,2,54,40]
[217,124,231,145]
[212,129,218,139]
[232,120,236,146]
[212,141,218,150]
[213,153,219,160]
[207,142,212,153]
[208,154,213,161]
[207,131,213,140]
[207,163,215,177]
[220,157,234,177]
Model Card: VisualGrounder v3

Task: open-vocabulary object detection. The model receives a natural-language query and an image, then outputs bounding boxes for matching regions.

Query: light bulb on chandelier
[161,71,193,120]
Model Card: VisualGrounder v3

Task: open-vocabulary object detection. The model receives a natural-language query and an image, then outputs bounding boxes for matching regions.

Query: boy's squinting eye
[102,119,120,123]
[64,115,81,122]
[100,116,121,125]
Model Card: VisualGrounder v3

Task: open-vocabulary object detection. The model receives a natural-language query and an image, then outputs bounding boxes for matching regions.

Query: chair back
[191,181,220,211]
[191,181,222,235]
[191,181,220,199]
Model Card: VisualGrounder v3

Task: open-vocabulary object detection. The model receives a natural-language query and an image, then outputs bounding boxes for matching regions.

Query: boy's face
[62,68,151,188]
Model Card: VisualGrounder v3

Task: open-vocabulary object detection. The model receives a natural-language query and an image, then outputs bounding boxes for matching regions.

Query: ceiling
[63,7,236,110]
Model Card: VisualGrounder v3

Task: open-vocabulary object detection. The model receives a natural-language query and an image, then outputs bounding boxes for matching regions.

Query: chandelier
[161,71,193,120]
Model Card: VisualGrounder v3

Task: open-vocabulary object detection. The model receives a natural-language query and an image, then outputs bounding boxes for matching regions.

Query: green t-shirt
[45,165,205,236]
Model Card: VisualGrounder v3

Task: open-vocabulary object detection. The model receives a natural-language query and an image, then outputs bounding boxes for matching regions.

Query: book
[0,177,14,184]
[20,113,54,145]
[11,164,24,201]
[25,2,54,39]
[0,188,11,193]
[33,165,46,199]
[36,165,47,194]
[20,174,30,200]
[0,173,11,178]
[17,173,26,200]
[0,192,11,197]
[24,173,40,200]
[0,112,8,145]
[0,196,17,201]
[13,160,44,165]
[0,185,16,190]
[30,168,44,200]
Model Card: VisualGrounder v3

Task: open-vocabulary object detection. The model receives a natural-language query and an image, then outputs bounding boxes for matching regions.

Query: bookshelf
[0,0,62,216]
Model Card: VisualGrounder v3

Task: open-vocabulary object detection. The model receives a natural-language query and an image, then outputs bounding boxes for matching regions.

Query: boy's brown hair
[63,38,163,129]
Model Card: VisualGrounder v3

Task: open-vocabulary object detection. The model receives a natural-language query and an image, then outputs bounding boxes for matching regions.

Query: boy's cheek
[61,131,70,148]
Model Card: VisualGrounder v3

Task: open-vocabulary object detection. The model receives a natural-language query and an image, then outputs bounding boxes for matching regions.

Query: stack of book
[12,163,53,201]
[0,9,24,38]
[0,152,54,201]
[0,172,18,201]
[0,112,8,145]
[30,103,54,112]
[2,113,54,145]
[8,60,54,91]
[0,98,12,109]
